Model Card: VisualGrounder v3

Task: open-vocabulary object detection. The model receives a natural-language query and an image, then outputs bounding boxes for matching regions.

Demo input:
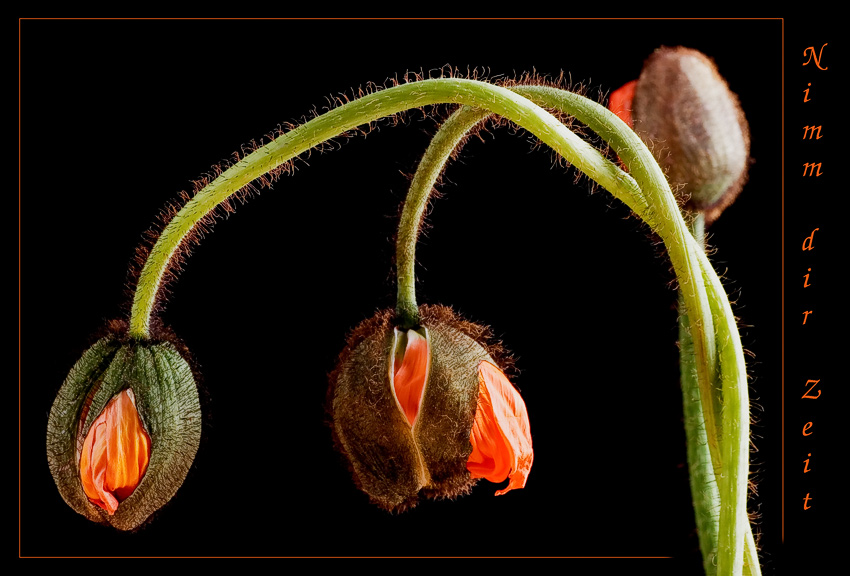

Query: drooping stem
[127,76,755,574]
[396,107,491,329]
[512,85,721,464]
[512,85,751,576]
[395,85,755,575]
[129,78,645,340]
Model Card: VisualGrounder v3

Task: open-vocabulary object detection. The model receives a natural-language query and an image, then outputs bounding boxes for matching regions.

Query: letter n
[803,44,828,70]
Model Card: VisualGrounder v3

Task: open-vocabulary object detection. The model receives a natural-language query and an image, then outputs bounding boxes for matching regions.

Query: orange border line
[17,16,22,562]
[20,556,674,559]
[780,18,786,543]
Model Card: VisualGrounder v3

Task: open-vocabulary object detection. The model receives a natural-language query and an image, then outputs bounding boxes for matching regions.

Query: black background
[19,17,836,571]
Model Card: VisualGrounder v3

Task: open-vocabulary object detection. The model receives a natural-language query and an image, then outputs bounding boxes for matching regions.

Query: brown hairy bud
[328,305,533,512]
[631,47,750,222]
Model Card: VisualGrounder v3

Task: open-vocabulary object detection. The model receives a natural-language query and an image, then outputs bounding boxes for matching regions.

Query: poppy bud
[46,326,202,530]
[329,305,532,511]
[610,47,750,222]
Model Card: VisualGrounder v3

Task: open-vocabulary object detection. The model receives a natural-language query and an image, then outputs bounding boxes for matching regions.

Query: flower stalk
[513,85,752,575]
[124,76,757,573]
[680,215,721,574]
[395,105,491,329]
[129,79,635,340]
[393,85,758,574]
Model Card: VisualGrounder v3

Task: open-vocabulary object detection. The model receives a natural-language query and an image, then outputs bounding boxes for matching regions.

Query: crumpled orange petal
[608,79,637,128]
[79,388,151,515]
[393,329,429,426]
[467,361,533,495]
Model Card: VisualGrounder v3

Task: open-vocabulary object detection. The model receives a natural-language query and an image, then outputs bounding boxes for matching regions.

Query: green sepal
[46,335,202,531]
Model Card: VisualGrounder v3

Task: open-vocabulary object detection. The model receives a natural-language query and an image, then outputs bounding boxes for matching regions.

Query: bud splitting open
[47,329,202,530]
[330,305,533,511]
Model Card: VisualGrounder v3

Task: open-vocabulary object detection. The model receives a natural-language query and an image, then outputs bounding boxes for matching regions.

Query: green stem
[744,526,761,576]
[680,215,720,575]
[686,221,760,576]
[512,85,721,466]
[395,85,755,575]
[692,214,706,251]
[129,78,645,339]
[699,245,752,576]
[396,106,491,329]
[513,85,750,575]
[680,293,720,573]
[127,76,755,575]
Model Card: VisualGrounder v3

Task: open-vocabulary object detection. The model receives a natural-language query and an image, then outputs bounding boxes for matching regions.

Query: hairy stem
[512,85,722,465]
[700,245,752,575]
[680,306,721,574]
[396,106,491,329]
[686,221,760,576]
[680,215,720,574]
[513,85,751,576]
[128,76,755,575]
[395,85,754,575]
[129,78,644,339]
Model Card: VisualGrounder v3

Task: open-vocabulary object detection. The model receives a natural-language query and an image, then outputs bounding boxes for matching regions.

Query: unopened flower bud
[609,47,750,222]
[329,305,533,511]
[47,326,202,530]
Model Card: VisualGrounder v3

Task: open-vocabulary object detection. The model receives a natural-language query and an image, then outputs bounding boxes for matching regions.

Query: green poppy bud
[329,305,533,512]
[46,326,202,531]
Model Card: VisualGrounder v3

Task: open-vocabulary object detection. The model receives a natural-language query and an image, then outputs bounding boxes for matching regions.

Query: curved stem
[127,75,755,575]
[513,85,750,575]
[395,85,754,575]
[129,78,645,339]
[396,106,491,329]
[512,85,721,465]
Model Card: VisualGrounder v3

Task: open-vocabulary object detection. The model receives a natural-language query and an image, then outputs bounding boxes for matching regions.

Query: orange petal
[467,361,533,496]
[608,79,637,128]
[80,389,151,514]
[392,329,429,427]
